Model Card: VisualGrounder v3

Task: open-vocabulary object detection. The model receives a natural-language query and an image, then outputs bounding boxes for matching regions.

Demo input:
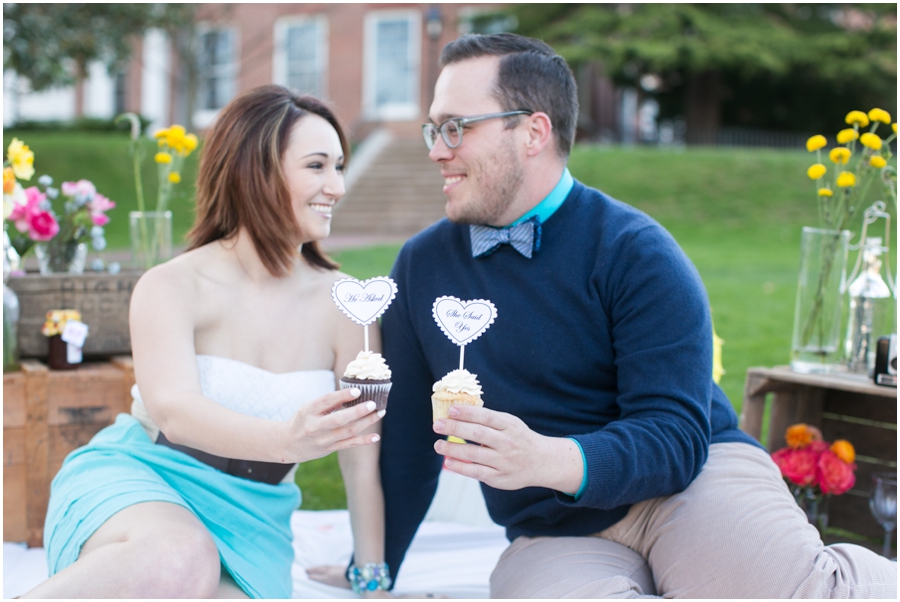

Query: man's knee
[490,535,656,598]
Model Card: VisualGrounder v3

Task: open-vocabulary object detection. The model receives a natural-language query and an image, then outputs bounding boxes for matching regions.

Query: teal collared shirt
[510,168,574,227]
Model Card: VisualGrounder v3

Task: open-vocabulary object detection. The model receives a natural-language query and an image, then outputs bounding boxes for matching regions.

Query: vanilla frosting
[343,350,392,380]
[432,369,482,396]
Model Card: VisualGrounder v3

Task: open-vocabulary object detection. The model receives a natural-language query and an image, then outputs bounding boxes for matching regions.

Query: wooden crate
[741,366,897,554]
[3,356,135,547]
[8,271,143,358]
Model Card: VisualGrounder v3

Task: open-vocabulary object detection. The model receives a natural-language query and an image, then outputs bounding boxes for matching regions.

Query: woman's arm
[130,263,380,464]
[335,315,389,589]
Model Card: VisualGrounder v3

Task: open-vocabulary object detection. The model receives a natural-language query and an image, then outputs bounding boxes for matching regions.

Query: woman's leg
[23,502,223,599]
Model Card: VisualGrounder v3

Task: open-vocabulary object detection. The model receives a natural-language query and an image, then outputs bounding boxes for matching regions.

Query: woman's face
[282,114,345,243]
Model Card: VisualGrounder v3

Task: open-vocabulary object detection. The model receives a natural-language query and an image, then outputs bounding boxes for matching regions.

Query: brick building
[5,3,519,142]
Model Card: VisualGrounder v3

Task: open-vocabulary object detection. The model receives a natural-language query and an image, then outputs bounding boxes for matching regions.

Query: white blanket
[4,470,508,598]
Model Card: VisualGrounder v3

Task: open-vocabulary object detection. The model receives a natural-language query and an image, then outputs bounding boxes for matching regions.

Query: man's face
[427,56,525,226]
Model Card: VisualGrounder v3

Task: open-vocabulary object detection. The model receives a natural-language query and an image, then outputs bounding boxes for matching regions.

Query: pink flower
[772,447,818,487]
[61,179,96,198]
[817,450,856,495]
[10,186,45,232]
[28,210,59,241]
[91,212,110,226]
[87,193,115,213]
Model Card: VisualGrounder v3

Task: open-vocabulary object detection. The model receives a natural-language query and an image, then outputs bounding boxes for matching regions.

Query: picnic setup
[2,4,897,599]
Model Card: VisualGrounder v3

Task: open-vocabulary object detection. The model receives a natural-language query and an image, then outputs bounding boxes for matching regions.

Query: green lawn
[6,132,893,509]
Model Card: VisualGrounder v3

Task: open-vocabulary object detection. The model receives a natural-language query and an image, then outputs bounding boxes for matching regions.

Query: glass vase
[793,486,830,537]
[130,211,173,270]
[791,227,851,373]
[3,230,19,372]
[34,240,88,275]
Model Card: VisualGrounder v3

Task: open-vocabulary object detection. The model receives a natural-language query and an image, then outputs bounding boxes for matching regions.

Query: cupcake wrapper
[431,395,483,422]
[340,379,391,411]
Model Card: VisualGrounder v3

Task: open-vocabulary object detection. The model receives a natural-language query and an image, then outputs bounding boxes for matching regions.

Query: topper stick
[459,345,465,371]
[364,325,370,353]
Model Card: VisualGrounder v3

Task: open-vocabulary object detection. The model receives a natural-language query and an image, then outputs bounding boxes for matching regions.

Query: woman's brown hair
[188,85,348,276]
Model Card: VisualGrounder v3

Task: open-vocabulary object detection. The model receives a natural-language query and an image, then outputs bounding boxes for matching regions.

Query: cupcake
[340,350,392,411]
[431,368,483,421]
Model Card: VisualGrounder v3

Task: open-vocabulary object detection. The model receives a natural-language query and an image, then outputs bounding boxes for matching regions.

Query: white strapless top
[130,354,336,440]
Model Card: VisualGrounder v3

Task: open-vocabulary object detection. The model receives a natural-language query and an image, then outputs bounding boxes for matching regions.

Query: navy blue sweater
[379,180,760,579]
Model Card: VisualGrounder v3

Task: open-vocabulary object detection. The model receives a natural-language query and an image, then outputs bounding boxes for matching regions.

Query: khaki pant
[491,443,897,598]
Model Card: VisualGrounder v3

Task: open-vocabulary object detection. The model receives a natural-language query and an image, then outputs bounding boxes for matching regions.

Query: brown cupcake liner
[340,378,391,411]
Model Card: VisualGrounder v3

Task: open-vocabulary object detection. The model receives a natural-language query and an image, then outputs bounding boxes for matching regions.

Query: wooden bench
[740,366,897,554]
[3,357,135,547]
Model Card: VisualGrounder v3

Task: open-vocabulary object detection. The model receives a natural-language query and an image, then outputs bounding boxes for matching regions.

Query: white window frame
[273,15,328,99]
[362,9,421,121]
[193,23,239,129]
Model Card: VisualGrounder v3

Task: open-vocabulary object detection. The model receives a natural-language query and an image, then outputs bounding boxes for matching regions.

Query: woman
[25,86,391,599]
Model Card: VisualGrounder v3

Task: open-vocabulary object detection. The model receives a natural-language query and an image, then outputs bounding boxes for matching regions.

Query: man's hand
[432,405,584,494]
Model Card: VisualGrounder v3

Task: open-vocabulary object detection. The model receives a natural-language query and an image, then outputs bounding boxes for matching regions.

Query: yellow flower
[166,125,187,153]
[836,171,856,187]
[894,123,898,134]
[806,135,827,152]
[6,138,35,180]
[831,440,855,464]
[183,133,199,154]
[3,167,15,194]
[859,132,882,150]
[168,172,181,184]
[868,108,891,124]
[818,187,834,197]
[154,128,170,140]
[845,110,869,127]
[41,309,82,337]
[829,147,851,164]
[807,164,827,180]
[870,156,887,168]
[712,329,725,384]
[836,128,858,144]
[154,152,172,164]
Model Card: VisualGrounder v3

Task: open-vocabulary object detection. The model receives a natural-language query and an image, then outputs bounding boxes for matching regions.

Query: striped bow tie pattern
[469,217,541,259]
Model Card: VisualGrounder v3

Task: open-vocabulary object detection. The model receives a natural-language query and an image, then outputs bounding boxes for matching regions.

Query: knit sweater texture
[379,180,761,578]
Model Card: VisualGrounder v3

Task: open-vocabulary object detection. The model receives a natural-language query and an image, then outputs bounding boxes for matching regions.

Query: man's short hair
[440,33,578,159]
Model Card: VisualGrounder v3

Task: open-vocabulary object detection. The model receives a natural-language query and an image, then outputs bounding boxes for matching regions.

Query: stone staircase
[331,137,447,237]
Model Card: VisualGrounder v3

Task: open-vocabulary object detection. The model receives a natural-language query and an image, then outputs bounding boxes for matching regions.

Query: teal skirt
[44,414,300,599]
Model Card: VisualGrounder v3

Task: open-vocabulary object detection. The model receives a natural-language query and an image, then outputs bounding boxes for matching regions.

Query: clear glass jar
[844,237,894,374]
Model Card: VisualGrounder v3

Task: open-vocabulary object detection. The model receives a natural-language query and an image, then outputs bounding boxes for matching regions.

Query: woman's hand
[283,388,384,464]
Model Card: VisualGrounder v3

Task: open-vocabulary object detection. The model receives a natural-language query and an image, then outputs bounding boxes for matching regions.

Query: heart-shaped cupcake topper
[332,277,398,351]
[432,296,498,370]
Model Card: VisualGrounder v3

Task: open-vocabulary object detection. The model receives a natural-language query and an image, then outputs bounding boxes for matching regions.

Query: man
[379,33,896,598]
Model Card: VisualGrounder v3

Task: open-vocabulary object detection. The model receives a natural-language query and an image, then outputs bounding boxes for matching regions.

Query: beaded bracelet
[349,562,392,594]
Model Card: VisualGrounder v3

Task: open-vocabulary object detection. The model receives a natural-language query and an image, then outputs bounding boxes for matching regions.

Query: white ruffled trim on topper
[331,276,398,326]
[431,296,498,347]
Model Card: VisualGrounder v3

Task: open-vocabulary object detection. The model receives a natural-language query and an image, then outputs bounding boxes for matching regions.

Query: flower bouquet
[792,109,897,372]
[771,423,857,535]
[116,113,198,269]
[4,138,115,275]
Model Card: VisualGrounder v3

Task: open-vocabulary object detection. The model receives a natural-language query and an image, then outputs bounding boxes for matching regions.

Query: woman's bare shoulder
[132,244,225,307]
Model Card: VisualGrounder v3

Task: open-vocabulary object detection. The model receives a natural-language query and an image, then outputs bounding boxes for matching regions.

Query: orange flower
[3,166,15,194]
[785,423,822,449]
[831,440,855,464]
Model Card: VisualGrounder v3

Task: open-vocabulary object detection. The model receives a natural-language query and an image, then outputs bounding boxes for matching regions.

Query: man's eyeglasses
[422,110,533,151]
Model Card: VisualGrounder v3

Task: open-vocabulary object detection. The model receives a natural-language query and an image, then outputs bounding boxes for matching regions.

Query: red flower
[817,450,856,495]
[28,210,59,241]
[772,447,818,487]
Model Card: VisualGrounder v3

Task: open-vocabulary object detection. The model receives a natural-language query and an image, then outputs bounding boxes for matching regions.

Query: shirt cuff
[564,437,588,501]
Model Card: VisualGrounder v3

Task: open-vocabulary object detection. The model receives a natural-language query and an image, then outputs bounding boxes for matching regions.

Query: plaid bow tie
[469,217,541,259]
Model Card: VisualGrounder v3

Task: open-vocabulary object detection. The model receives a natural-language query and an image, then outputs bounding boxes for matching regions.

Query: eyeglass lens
[423,120,463,150]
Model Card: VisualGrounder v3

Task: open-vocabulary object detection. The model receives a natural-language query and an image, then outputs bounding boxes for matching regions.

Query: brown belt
[156,432,293,485]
